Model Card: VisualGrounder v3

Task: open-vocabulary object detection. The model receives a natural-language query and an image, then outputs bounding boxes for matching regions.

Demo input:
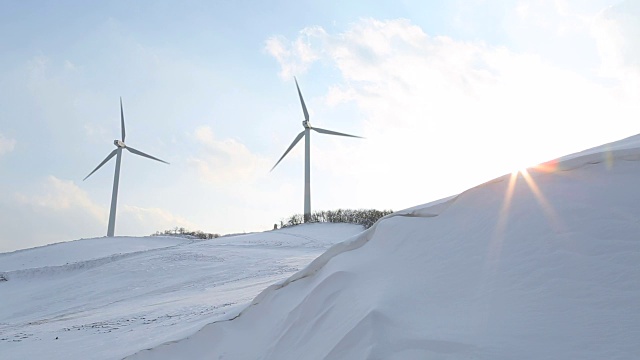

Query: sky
[0,0,638,252]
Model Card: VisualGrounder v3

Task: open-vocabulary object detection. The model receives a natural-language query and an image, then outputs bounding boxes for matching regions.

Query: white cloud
[188,126,271,186]
[0,134,16,156]
[118,205,196,235]
[0,176,193,252]
[266,17,640,210]
[14,176,105,220]
[591,0,640,78]
[513,0,586,33]
[2,176,106,251]
[265,27,324,79]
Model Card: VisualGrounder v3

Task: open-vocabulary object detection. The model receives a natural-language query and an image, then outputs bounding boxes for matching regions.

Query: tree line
[152,227,220,239]
[279,209,393,229]
[152,208,393,239]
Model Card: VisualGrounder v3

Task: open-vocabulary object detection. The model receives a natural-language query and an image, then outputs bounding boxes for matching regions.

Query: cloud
[265,27,324,79]
[188,126,271,186]
[2,176,106,251]
[265,17,640,210]
[0,134,16,156]
[14,176,105,220]
[0,176,193,252]
[117,205,196,235]
[591,0,640,78]
[512,0,586,33]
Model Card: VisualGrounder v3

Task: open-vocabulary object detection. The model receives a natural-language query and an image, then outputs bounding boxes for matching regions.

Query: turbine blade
[84,149,118,181]
[271,130,305,171]
[120,97,126,142]
[294,77,309,122]
[312,127,363,139]
[126,146,170,164]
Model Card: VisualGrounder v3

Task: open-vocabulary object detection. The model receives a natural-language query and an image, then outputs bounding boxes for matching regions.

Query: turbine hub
[302,120,311,128]
[114,140,126,148]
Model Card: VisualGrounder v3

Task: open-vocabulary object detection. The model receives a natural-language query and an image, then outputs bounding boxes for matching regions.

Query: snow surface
[0,224,364,360]
[127,134,640,360]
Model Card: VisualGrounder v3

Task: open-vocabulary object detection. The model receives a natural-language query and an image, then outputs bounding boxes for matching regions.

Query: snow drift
[130,135,640,360]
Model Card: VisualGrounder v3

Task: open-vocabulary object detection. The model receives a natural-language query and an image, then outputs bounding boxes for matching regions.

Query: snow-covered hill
[0,224,364,360]
[128,135,640,360]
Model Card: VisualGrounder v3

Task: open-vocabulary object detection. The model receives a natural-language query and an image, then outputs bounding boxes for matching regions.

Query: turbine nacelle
[114,140,126,148]
[302,120,311,129]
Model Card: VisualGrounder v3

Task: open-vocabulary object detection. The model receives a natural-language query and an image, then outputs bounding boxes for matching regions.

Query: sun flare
[488,166,565,268]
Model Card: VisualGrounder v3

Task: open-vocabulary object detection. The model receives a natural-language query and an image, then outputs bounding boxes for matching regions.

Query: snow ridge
[2,250,154,281]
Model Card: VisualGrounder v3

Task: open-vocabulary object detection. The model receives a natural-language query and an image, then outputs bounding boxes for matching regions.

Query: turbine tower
[271,77,362,222]
[84,98,169,237]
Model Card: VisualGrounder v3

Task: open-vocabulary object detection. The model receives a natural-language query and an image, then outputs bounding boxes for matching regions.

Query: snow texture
[127,134,640,360]
[0,224,363,360]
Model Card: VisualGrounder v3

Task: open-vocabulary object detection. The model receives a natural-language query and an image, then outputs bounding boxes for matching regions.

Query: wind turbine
[271,77,362,222]
[84,98,169,237]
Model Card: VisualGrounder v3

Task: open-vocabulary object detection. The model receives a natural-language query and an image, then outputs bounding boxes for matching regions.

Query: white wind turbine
[271,77,362,222]
[84,98,169,237]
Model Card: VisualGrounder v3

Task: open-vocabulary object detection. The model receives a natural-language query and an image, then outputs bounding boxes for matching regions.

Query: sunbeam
[487,166,565,270]
[488,171,519,263]
[520,169,563,232]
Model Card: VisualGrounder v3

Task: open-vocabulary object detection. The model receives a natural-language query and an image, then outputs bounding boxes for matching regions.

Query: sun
[500,144,564,179]
[511,168,527,177]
